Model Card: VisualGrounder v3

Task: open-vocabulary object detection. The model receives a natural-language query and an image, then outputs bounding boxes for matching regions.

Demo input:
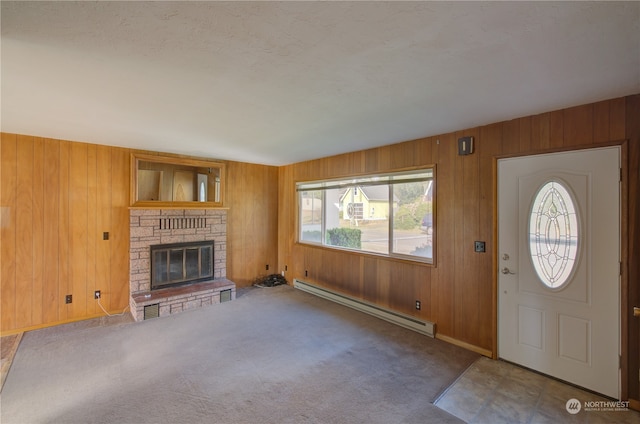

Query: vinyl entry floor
[435,356,640,423]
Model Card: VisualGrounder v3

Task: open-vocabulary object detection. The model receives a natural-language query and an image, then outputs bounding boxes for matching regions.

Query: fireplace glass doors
[150,241,214,290]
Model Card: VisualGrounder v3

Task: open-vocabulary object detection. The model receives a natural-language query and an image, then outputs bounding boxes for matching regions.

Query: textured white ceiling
[2,1,639,165]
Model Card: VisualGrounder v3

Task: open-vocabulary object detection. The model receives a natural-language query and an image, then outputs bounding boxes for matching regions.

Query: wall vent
[144,303,160,320]
[220,289,232,303]
[293,279,435,337]
[159,217,207,230]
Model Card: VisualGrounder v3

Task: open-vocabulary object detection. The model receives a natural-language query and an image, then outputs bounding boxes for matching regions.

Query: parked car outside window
[421,213,433,235]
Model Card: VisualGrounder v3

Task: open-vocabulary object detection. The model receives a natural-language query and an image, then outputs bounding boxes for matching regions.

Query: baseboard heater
[293,279,435,338]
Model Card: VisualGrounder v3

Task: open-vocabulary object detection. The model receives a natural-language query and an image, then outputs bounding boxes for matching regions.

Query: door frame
[492,141,630,400]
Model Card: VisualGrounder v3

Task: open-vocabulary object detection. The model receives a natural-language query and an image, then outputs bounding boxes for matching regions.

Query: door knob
[634,307,640,317]
[501,267,516,275]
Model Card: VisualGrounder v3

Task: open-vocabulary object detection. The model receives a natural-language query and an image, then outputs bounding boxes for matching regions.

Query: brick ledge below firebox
[130,279,236,321]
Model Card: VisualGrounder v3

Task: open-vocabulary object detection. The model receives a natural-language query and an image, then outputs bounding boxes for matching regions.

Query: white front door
[498,147,620,398]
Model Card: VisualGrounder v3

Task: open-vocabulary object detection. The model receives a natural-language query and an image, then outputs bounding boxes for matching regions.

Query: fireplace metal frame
[150,240,215,290]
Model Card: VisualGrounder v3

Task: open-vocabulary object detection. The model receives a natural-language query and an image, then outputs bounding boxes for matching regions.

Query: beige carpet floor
[0,285,479,424]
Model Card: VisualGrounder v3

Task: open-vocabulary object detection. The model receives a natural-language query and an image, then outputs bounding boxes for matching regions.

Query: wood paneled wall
[225,160,279,286]
[1,134,131,333]
[1,135,279,334]
[625,95,640,403]
[278,95,636,357]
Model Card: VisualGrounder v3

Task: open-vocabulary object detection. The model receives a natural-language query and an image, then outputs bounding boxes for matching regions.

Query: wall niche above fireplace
[131,153,225,207]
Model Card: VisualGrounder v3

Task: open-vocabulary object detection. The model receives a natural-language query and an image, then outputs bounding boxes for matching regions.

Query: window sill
[296,241,435,267]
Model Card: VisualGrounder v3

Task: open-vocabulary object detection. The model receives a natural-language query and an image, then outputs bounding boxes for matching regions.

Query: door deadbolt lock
[502,254,510,261]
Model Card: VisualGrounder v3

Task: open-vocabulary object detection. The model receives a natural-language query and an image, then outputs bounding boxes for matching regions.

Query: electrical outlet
[65,294,72,304]
[94,290,101,300]
[103,232,109,240]
[415,300,421,310]
[266,264,269,271]
[474,241,486,253]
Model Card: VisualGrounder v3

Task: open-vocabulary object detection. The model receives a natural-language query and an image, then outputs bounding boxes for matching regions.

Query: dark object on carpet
[253,273,288,287]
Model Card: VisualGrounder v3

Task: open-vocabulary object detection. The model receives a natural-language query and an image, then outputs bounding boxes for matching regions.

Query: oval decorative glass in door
[528,180,579,289]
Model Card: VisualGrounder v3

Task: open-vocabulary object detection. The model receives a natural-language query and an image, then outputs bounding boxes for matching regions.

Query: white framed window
[297,168,435,263]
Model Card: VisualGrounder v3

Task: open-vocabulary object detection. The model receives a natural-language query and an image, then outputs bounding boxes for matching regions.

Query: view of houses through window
[298,169,434,263]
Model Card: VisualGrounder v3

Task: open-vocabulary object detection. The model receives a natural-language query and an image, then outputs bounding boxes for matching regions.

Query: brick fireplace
[129,208,235,320]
